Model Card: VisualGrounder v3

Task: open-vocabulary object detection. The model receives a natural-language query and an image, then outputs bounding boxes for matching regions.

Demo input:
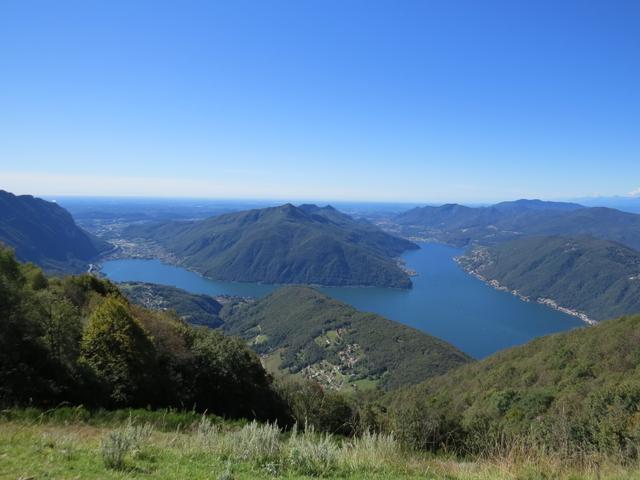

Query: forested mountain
[394,199,640,250]
[386,313,640,459]
[126,203,417,288]
[119,282,224,327]
[0,190,111,273]
[221,286,471,390]
[457,236,640,321]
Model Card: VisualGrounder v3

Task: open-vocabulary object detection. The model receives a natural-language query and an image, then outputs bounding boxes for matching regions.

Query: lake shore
[453,256,597,326]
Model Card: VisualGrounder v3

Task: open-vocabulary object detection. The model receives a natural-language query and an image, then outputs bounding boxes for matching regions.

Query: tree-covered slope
[119,282,224,327]
[221,286,471,390]
[387,314,640,458]
[0,190,111,273]
[0,245,288,422]
[126,204,417,288]
[457,236,640,321]
[394,199,640,250]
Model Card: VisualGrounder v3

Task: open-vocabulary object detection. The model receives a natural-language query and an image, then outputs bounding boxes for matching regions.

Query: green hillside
[126,203,417,288]
[394,200,640,250]
[386,313,640,459]
[0,190,111,273]
[457,235,640,321]
[221,286,471,390]
[0,245,288,422]
[119,282,224,327]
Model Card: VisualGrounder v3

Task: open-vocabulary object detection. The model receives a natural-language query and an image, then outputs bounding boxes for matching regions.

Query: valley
[101,242,583,359]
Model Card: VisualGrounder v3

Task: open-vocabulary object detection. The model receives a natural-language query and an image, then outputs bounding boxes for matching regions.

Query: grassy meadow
[1,408,638,480]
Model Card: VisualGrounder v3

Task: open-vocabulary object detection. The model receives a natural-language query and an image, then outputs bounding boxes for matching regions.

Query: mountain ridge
[126,203,418,288]
[393,199,640,250]
[456,235,640,322]
[221,285,471,390]
[0,189,111,273]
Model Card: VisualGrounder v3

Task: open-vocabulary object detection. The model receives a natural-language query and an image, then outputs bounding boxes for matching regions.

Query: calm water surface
[102,243,583,358]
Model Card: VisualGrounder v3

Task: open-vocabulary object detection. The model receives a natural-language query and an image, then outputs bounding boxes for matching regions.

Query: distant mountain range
[0,189,111,273]
[575,195,640,214]
[457,235,640,321]
[221,286,471,390]
[126,203,418,288]
[393,199,640,251]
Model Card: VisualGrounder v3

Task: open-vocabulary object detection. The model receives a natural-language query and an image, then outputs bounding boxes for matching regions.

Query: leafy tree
[38,291,82,367]
[80,298,157,406]
[0,247,53,403]
[275,378,354,434]
[184,327,290,423]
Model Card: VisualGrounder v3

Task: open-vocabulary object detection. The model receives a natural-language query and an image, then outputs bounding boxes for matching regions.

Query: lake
[101,243,584,358]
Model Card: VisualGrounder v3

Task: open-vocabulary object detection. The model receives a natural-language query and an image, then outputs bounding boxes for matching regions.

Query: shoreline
[96,242,415,291]
[454,256,597,326]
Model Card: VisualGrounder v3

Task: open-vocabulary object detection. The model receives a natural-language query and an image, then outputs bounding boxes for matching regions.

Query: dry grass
[1,415,640,479]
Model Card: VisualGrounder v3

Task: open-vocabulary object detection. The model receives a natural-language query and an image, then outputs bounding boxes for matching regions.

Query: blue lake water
[101,243,584,358]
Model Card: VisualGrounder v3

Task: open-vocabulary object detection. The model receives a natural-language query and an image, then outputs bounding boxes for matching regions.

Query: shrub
[185,328,291,423]
[101,429,132,470]
[286,424,339,476]
[342,430,401,472]
[229,420,282,465]
[100,418,154,470]
[195,414,224,451]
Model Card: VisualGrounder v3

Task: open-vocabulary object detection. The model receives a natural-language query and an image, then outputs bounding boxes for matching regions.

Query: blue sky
[1,0,638,202]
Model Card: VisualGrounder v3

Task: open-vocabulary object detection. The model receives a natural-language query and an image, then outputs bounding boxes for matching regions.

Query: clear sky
[1,0,639,202]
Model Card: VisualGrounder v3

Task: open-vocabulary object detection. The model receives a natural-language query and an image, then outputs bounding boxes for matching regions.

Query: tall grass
[0,405,210,431]
[342,430,402,472]
[5,408,639,478]
[100,416,154,470]
[287,424,340,476]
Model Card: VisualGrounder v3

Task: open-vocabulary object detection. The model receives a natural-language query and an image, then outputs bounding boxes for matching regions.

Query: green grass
[2,409,640,479]
[350,378,379,391]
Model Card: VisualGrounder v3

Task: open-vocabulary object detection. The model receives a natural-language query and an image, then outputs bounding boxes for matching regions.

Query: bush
[185,328,291,423]
[342,430,401,472]
[275,378,354,434]
[287,424,339,476]
[101,429,132,470]
[230,420,282,465]
[100,418,154,470]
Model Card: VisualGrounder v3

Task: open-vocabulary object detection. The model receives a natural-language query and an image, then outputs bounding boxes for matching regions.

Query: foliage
[230,421,282,465]
[183,327,291,422]
[80,297,157,405]
[383,314,640,461]
[126,203,417,288]
[0,245,289,423]
[100,417,154,470]
[287,424,340,476]
[0,246,58,402]
[7,408,640,478]
[457,235,640,320]
[275,378,356,434]
[120,281,224,327]
[223,286,470,390]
